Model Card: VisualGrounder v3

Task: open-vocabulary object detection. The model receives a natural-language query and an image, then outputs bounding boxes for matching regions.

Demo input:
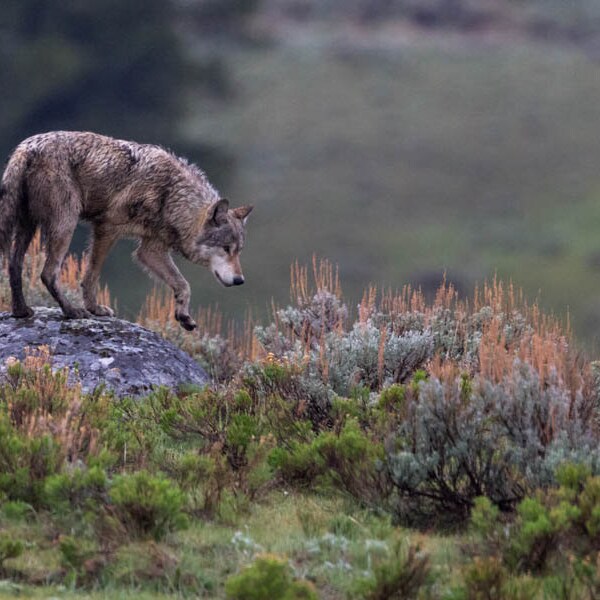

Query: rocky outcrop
[0,307,208,397]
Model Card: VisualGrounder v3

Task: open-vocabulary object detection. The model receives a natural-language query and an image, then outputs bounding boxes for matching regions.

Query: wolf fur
[0,131,253,330]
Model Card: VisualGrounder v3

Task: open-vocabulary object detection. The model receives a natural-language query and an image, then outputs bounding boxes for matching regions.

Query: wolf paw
[13,306,34,318]
[176,313,197,331]
[89,305,114,317]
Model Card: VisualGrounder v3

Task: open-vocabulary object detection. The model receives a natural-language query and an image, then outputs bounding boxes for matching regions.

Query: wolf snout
[213,270,244,287]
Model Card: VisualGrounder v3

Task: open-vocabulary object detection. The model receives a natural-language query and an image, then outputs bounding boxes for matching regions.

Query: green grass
[1,262,598,598]
[0,490,461,599]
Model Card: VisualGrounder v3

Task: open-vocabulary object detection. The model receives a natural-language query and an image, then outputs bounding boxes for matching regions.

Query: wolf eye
[223,245,231,254]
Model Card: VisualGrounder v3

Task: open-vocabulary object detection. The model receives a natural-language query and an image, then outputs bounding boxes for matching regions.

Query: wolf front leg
[133,240,197,331]
[82,226,117,316]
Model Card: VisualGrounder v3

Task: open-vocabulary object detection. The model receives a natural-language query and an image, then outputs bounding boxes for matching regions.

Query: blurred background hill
[2,0,600,346]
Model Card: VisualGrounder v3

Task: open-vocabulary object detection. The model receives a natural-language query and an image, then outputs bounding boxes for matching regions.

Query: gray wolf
[0,131,253,331]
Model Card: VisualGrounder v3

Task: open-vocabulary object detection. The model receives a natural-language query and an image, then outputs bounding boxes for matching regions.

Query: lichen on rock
[0,307,208,396]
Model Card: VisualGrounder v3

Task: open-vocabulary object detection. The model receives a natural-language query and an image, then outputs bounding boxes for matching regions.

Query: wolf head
[195,199,253,287]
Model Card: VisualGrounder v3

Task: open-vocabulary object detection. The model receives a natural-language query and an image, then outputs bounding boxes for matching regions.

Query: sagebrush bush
[323,321,433,395]
[255,310,432,398]
[388,361,600,523]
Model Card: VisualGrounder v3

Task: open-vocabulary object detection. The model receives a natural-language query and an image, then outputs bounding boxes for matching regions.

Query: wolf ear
[208,198,229,226]
[232,205,253,224]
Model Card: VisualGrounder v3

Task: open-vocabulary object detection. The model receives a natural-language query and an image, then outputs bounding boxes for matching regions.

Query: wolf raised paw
[175,313,197,331]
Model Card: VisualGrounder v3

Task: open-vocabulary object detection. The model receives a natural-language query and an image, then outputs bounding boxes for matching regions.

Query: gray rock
[0,307,208,397]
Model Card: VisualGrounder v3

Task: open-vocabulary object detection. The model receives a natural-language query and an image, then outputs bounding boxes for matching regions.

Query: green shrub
[570,554,600,599]
[377,384,406,411]
[555,462,591,496]
[242,360,332,428]
[104,386,279,517]
[578,476,600,539]
[226,413,260,469]
[458,561,541,600]
[471,496,500,538]
[468,473,600,579]
[269,441,325,487]
[0,421,62,506]
[506,496,579,573]
[501,576,541,600]
[0,359,104,507]
[225,554,318,600]
[174,451,217,491]
[44,465,108,514]
[270,419,388,504]
[59,535,87,572]
[109,471,188,540]
[0,500,34,521]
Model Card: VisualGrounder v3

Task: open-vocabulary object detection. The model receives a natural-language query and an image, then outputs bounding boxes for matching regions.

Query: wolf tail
[0,147,28,256]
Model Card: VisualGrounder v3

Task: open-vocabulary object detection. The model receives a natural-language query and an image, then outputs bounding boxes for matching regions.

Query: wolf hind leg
[10,218,36,318]
[82,226,117,317]
[133,240,196,331]
[40,217,90,319]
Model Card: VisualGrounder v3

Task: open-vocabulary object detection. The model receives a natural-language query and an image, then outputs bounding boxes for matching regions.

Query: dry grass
[3,346,101,463]
[134,256,582,397]
[137,285,260,362]
[0,238,583,397]
[370,275,579,392]
[0,231,112,312]
[290,255,342,306]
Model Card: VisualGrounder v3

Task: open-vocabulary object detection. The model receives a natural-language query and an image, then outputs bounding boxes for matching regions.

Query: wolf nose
[233,276,245,286]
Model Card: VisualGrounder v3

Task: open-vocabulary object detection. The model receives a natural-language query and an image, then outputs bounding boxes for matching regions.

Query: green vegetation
[1,258,600,598]
[225,555,318,600]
